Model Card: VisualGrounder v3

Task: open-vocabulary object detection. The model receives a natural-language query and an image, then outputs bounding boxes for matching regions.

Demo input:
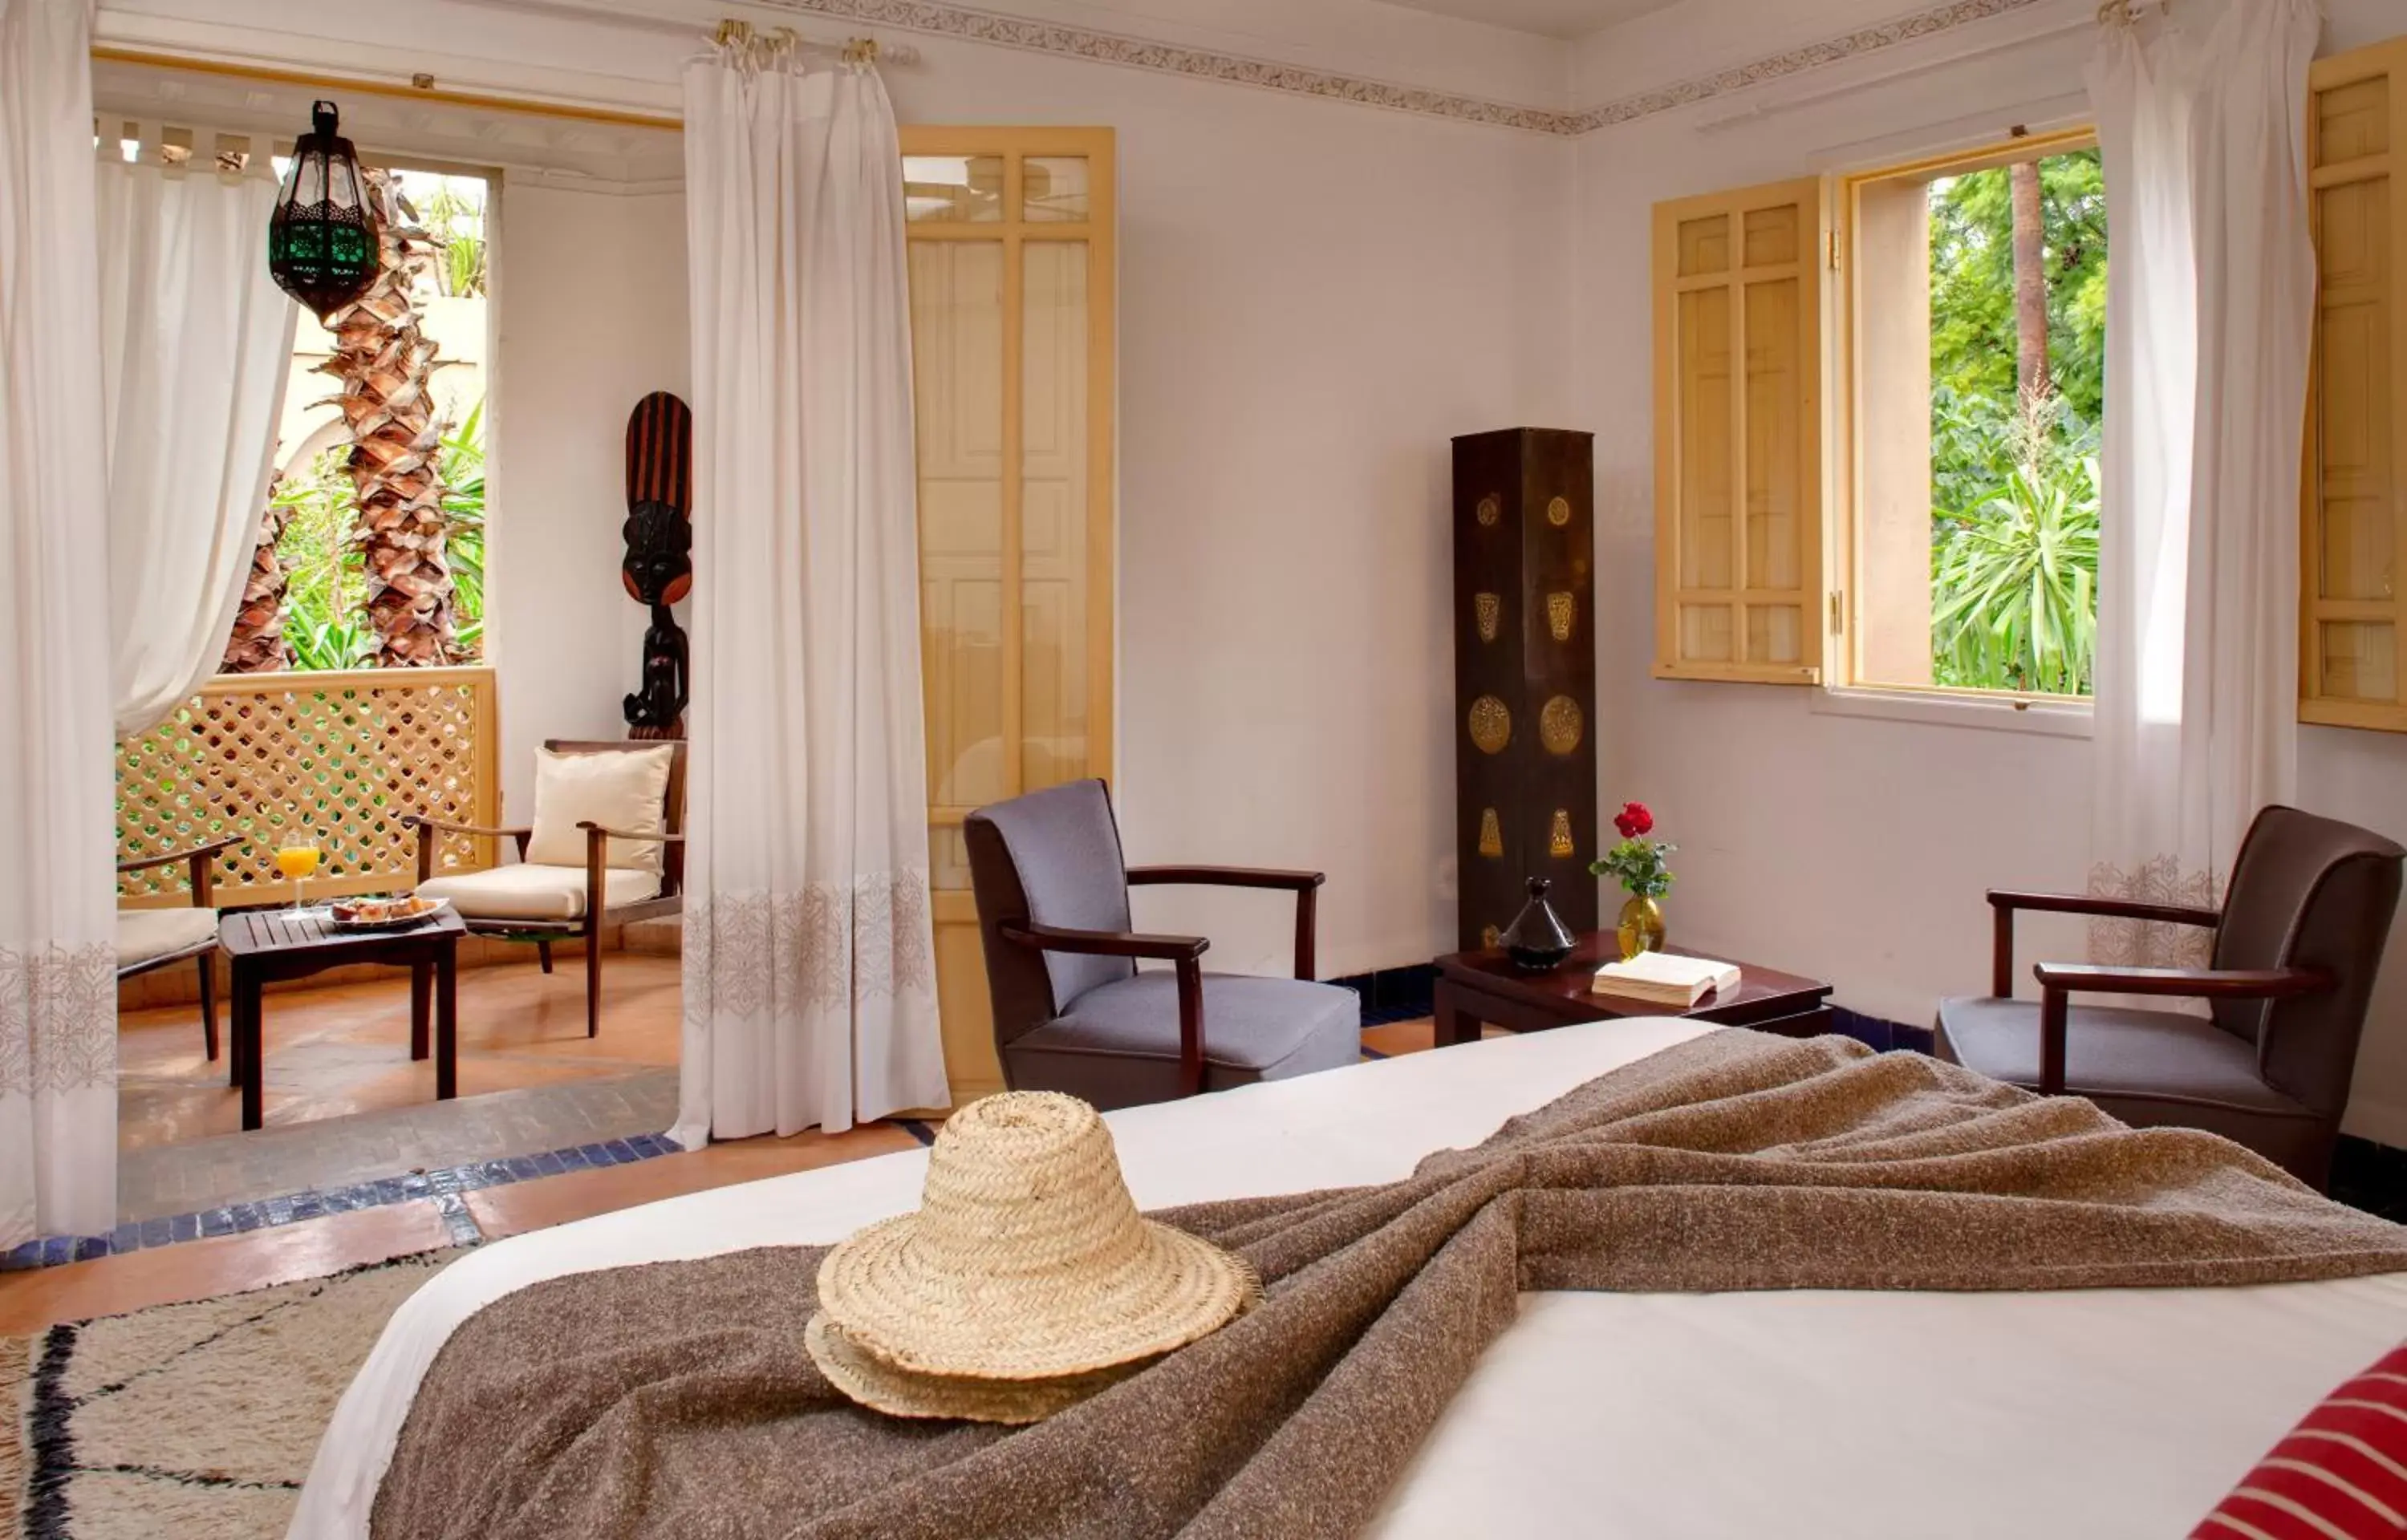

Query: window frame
[1827,124,2102,714]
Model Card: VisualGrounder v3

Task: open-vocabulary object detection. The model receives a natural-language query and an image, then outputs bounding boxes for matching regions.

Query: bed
[292,1018,2407,1538]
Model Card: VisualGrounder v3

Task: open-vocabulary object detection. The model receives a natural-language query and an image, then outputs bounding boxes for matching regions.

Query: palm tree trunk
[323,167,457,667]
[218,473,294,674]
[2010,158,2052,403]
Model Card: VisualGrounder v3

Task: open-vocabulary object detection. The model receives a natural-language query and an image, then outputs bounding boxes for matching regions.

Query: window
[903,128,1117,1100]
[2301,38,2407,730]
[1650,136,2108,703]
[253,161,492,673]
[1841,133,2105,701]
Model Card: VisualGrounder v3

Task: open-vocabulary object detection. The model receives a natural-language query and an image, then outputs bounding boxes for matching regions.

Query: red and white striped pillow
[2194,1343,2407,1538]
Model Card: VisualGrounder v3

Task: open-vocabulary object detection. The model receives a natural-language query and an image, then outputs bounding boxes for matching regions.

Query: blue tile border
[1333,964,1436,1028]
[1,1129,688,1274]
[898,1119,937,1148]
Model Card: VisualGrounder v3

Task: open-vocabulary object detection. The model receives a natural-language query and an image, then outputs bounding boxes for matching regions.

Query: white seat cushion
[525,745,676,874]
[416,864,663,922]
[116,907,219,971]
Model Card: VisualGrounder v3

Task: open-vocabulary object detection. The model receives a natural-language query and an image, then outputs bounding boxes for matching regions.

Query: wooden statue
[622,392,693,740]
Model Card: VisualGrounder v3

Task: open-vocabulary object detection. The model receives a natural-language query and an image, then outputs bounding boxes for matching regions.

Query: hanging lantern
[266,100,379,321]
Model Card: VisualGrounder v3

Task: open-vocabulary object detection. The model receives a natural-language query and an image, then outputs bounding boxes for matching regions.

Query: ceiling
[1369,0,1679,40]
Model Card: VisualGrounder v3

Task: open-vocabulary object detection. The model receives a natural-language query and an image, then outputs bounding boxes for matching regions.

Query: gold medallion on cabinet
[1475,593,1501,643]
[1546,495,1571,527]
[1468,695,1512,755]
[1546,591,1575,643]
[1477,808,1503,858]
[1476,493,1501,528]
[1549,809,1575,858]
[1481,924,1502,950]
[1539,695,1584,755]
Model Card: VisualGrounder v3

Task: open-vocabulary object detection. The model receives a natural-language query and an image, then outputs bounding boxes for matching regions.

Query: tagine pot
[1501,876,1577,972]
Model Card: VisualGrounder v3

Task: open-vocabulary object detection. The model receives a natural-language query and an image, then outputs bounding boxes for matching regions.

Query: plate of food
[327,895,449,933]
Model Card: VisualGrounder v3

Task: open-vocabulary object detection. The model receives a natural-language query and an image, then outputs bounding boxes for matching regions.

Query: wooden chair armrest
[578,823,688,845]
[1123,866,1325,982]
[1987,890,2222,999]
[2028,962,2330,1096]
[999,920,1209,963]
[1001,921,1211,1098]
[2031,962,2330,999]
[1987,890,2221,927]
[404,815,533,840]
[115,834,242,874]
[1126,865,1325,892]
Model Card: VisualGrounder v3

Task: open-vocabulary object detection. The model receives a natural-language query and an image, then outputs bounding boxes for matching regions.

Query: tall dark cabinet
[1451,428,1597,952]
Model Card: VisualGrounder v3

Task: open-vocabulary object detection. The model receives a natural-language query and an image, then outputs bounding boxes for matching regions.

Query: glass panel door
[903,130,1116,1101]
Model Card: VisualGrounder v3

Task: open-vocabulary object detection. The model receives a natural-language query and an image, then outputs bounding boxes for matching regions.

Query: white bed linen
[290,1020,2407,1538]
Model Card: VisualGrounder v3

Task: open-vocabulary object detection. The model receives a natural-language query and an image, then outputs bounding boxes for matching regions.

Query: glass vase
[1616,894,1666,962]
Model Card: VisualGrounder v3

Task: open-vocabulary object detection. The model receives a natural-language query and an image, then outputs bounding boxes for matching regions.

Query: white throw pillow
[524,745,676,874]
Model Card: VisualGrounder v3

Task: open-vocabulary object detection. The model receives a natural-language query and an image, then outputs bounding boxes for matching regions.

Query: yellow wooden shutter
[1652,176,1829,684]
[2302,38,2407,730]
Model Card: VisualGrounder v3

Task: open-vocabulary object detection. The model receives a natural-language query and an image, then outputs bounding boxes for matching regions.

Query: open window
[1838,130,2105,703]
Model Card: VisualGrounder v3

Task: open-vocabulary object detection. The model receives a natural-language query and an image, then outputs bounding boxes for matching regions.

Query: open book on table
[1591,951,1740,1007]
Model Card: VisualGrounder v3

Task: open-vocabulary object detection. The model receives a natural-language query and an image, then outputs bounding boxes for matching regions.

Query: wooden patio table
[217,907,466,1132]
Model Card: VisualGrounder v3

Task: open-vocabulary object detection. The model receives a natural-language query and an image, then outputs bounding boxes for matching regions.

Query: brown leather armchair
[1936,805,2404,1188]
[964,779,1359,1110]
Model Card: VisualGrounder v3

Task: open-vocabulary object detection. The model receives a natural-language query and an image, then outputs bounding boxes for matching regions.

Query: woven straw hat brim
[817,1214,1260,1381]
[804,1313,1159,1425]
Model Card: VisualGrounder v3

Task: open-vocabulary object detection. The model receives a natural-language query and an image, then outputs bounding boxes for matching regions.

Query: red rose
[1614,801,1654,839]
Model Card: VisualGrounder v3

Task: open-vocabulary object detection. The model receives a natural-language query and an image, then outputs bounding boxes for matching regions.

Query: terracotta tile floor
[2,1011,1442,1333]
[116,954,684,1221]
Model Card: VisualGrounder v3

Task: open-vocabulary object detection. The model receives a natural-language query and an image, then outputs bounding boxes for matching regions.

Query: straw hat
[805,1092,1257,1422]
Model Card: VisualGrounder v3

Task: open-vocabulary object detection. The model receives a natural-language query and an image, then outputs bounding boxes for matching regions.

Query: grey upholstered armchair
[1938,805,2404,1188]
[963,780,1361,1110]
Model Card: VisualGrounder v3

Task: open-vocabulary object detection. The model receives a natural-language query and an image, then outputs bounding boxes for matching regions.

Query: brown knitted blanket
[373,1031,2407,1539]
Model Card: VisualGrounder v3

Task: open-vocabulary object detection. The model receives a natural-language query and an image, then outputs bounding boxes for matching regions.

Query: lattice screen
[117,667,498,906]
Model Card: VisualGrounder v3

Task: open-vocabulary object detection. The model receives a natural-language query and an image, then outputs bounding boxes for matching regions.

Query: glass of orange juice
[274,839,322,914]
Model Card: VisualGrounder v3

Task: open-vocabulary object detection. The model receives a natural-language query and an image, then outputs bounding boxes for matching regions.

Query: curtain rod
[91,6,922,135]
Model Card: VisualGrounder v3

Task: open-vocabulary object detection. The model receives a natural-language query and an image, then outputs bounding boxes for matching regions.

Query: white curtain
[0,0,121,1247]
[97,140,295,737]
[2084,0,2320,965]
[672,46,951,1145]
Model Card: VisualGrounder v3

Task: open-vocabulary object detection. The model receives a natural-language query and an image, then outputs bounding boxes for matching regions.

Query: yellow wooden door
[902,129,1118,1102]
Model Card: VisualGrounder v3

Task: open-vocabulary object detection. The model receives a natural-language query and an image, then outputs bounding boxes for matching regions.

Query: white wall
[883,43,1576,978]
[1574,0,2407,1141]
[489,182,690,820]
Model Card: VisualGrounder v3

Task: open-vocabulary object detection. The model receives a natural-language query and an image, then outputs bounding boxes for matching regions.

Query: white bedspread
[290,1020,2407,1538]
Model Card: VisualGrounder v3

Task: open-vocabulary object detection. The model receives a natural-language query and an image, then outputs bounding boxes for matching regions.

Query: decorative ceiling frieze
[753,0,2054,135]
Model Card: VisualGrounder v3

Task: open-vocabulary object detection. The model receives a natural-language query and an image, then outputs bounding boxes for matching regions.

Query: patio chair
[116,836,242,1064]
[407,740,685,1036]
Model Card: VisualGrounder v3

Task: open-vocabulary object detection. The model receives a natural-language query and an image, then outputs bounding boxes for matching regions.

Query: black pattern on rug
[3,1248,462,1539]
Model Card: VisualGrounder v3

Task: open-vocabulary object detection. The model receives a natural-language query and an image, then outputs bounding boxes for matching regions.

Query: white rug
[2,1250,457,1538]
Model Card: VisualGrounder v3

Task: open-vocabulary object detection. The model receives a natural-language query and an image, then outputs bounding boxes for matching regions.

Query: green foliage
[1930,395,2100,696]
[1590,837,1677,899]
[1928,148,2108,419]
[441,398,487,660]
[274,448,375,671]
[1925,147,2106,696]
[412,177,489,299]
[274,395,488,669]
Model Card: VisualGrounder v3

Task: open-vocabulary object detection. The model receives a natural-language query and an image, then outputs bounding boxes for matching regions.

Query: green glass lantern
[266,100,378,322]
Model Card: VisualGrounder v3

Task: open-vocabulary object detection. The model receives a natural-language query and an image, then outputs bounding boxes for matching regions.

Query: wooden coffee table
[218,907,466,1131]
[1434,932,1833,1048]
